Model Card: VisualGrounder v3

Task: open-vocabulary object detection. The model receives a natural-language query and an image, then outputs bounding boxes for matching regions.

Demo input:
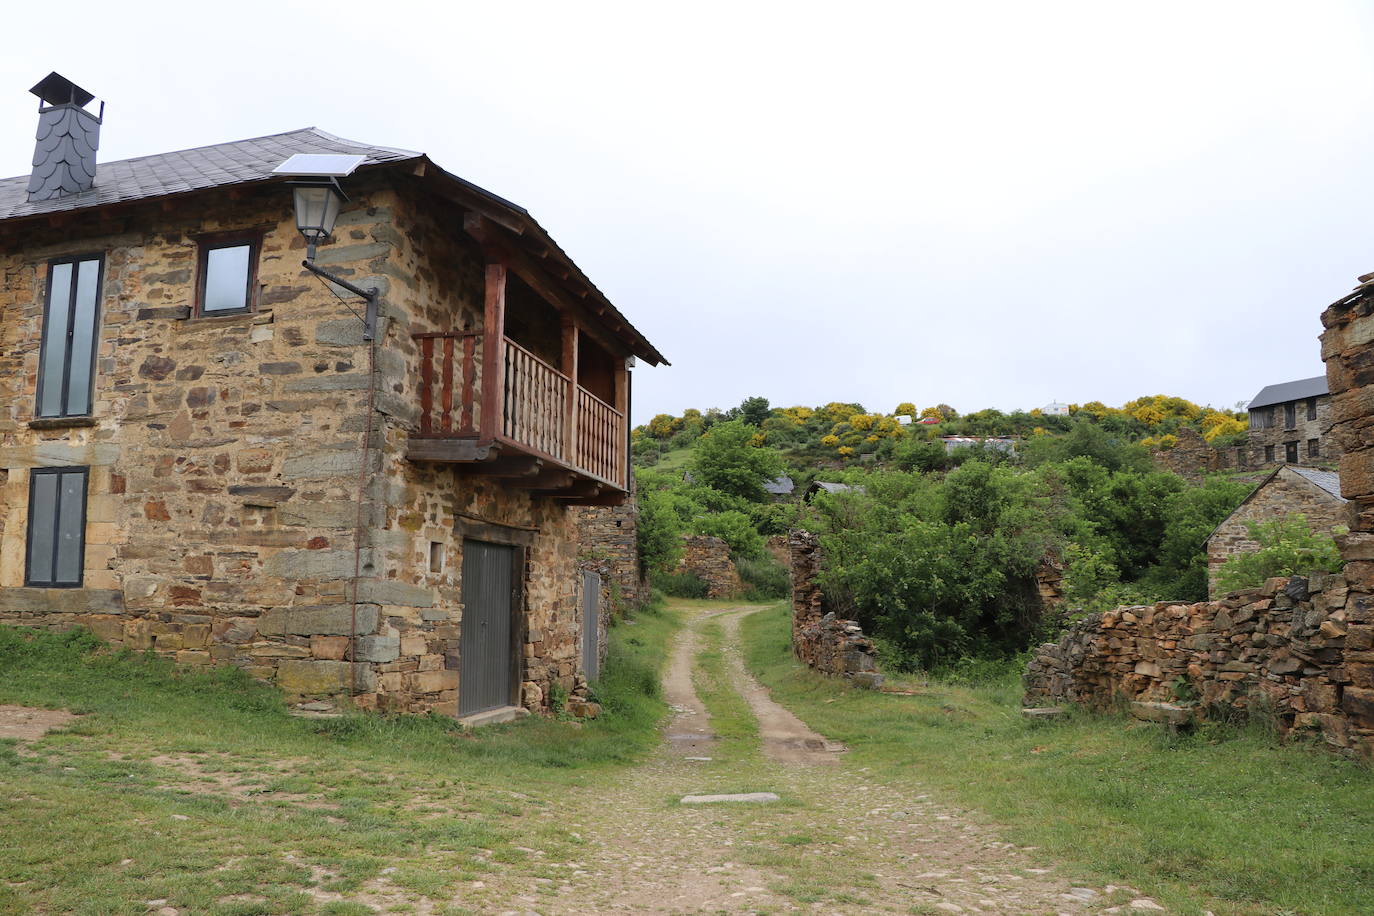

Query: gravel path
[476,605,1171,915]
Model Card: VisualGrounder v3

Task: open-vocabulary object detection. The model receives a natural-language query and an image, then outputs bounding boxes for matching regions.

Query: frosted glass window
[201,243,253,313]
[37,256,103,417]
[25,467,87,588]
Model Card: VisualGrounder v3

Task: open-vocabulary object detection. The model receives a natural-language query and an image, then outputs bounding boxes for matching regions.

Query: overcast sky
[4,2,1373,424]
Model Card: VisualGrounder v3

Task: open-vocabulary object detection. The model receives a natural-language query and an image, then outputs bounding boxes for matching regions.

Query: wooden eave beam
[462,213,634,360]
[456,457,544,478]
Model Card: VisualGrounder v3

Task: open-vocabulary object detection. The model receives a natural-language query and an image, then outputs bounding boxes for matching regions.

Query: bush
[651,570,710,598]
[736,553,789,600]
[1216,514,1345,594]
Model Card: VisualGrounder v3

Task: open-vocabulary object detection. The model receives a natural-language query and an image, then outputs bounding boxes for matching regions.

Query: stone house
[1246,375,1339,467]
[1204,466,1349,598]
[0,74,666,721]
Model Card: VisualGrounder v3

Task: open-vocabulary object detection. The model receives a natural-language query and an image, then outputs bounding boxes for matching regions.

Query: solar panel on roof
[271,153,367,177]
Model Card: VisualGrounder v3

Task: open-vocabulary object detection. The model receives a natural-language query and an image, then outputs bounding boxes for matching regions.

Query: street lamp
[272,153,379,340]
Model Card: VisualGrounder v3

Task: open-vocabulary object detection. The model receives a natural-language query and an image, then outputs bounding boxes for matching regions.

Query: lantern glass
[292,183,343,243]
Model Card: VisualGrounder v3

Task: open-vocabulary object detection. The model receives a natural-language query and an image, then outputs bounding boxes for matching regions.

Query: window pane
[27,473,58,584]
[55,471,85,584]
[203,244,251,312]
[38,263,73,417]
[65,259,101,416]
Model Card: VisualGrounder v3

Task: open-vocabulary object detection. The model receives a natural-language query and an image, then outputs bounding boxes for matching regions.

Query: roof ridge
[305,127,421,160]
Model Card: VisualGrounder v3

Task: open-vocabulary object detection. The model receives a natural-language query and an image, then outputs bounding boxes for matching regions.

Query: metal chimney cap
[30,72,94,108]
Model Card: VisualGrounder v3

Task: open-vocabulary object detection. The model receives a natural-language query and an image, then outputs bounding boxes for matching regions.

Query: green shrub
[1216,514,1345,594]
[736,553,789,600]
[650,570,710,598]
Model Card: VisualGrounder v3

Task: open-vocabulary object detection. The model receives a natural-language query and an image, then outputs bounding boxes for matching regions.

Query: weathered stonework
[0,155,639,717]
[788,529,881,685]
[1152,426,1242,480]
[1205,466,1351,598]
[574,497,644,611]
[1024,574,1373,758]
[1246,392,1340,468]
[676,535,742,598]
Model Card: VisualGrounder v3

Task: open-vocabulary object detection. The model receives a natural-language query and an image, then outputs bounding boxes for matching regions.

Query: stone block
[276,660,376,696]
[211,617,258,644]
[355,579,435,608]
[263,549,369,580]
[400,634,427,656]
[258,604,379,637]
[409,668,459,693]
[0,587,124,614]
[280,450,374,479]
[1340,686,1374,726]
[311,635,349,660]
[353,635,399,663]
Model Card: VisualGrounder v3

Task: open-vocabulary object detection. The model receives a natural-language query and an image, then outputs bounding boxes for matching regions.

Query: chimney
[27,72,102,202]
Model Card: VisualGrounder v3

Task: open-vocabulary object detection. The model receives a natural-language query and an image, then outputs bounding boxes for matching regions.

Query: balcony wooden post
[561,319,578,466]
[480,262,507,444]
[613,357,629,487]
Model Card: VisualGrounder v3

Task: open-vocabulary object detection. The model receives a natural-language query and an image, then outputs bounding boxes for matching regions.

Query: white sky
[4,1,1372,424]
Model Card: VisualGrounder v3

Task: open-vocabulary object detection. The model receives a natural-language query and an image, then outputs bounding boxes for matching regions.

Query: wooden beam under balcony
[455,457,543,479]
[532,480,602,500]
[406,438,499,463]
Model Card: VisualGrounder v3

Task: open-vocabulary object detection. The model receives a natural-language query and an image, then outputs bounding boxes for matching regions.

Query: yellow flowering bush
[820,434,840,447]
[1203,416,1246,442]
[894,402,917,417]
[837,446,856,457]
[849,413,876,431]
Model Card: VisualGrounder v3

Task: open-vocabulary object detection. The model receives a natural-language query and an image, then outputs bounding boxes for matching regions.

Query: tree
[689,420,785,502]
[736,396,772,427]
[1216,515,1345,594]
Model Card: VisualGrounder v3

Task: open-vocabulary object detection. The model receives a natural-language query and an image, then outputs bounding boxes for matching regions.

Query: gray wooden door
[582,569,601,682]
[459,541,515,716]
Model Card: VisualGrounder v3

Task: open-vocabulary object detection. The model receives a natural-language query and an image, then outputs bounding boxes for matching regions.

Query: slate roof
[1290,466,1346,502]
[763,475,795,496]
[0,126,666,365]
[1247,375,1328,411]
[0,127,422,221]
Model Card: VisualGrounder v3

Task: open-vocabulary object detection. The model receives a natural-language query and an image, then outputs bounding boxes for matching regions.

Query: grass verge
[740,601,1374,916]
[0,600,678,915]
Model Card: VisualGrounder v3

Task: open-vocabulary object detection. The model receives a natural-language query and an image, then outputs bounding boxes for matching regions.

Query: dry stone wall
[1024,573,1372,757]
[1151,427,1241,480]
[573,499,644,611]
[788,529,881,686]
[676,535,742,598]
[1024,277,1374,759]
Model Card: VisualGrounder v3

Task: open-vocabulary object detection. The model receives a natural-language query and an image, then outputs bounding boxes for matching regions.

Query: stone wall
[1206,466,1351,598]
[1024,573,1372,756]
[1023,276,1374,759]
[573,498,645,612]
[788,529,881,685]
[1152,427,1241,480]
[0,175,594,717]
[1246,394,1340,467]
[676,535,742,598]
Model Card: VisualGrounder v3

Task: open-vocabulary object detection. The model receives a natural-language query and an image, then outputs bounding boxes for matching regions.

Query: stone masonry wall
[1247,394,1340,467]
[788,529,880,685]
[1152,426,1240,480]
[1023,277,1374,760]
[0,177,593,716]
[1024,573,1372,757]
[1206,467,1351,598]
[573,499,644,612]
[676,535,742,598]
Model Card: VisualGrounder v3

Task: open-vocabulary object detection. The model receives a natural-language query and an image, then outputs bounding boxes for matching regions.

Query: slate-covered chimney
[27,72,102,202]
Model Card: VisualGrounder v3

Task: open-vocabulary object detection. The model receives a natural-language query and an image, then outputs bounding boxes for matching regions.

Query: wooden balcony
[407,330,628,503]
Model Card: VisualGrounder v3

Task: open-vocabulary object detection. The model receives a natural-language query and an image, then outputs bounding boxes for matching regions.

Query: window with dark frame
[36,254,104,418]
[1284,401,1296,429]
[1307,397,1318,421]
[1308,438,1319,458]
[1265,444,1275,463]
[1285,441,1299,463]
[196,233,260,315]
[24,466,89,588]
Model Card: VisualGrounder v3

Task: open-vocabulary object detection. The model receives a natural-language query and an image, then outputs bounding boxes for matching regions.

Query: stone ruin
[1024,277,1374,759]
[675,535,743,598]
[788,530,882,687]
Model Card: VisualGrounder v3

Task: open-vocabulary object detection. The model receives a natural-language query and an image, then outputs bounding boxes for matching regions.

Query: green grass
[740,602,1374,916]
[0,602,679,915]
[691,618,759,760]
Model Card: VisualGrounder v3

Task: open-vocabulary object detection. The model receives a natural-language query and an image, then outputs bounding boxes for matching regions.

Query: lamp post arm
[302,258,379,341]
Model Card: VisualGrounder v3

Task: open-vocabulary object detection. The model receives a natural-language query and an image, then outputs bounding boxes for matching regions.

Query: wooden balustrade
[414,331,481,436]
[575,387,625,488]
[502,338,569,461]
[412,331,626,490]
